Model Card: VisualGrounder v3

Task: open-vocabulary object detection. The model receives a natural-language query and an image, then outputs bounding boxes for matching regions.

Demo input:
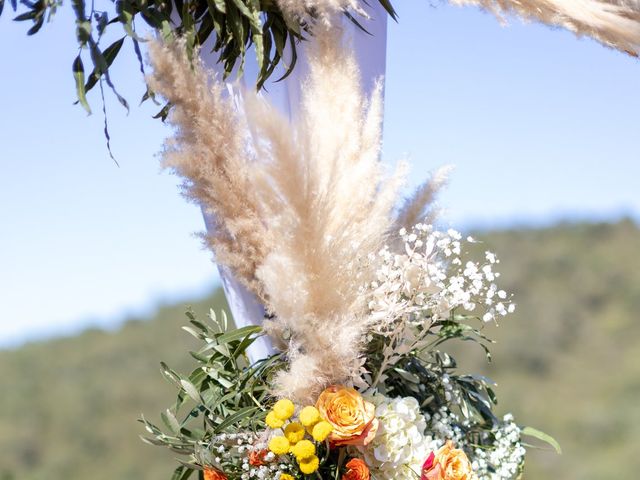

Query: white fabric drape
[200,4,389,362]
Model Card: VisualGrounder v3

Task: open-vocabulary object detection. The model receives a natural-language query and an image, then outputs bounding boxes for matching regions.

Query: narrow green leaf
[214,406,260,433]
[521,426,562,454]
[217,325,262,345]
[84,36,125,92]
[212,0,225,13]
[182,326,204,339]
[180,379,202,403]
[377,0,398,21]
[118,4,143,41]
[153,102,171,121]
[13,10,37,21]
[72,54,91,114]
[171,466,194,480]
[161,409,181,434]
[160,361,181,385]
[27,14,44,35]
[76,20,91,45]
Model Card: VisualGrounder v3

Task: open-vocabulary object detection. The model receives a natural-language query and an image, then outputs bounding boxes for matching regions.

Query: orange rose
[204,467,227,480]
[421,441,475,480]
[342,458,370,480]
[315,385,378,447]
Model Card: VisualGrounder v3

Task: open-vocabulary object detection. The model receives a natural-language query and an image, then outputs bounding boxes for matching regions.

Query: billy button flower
[266,411,285,429]
[291,439,315,460]
[273,399,295,421]
[268,436,291,455]
[311,420,333,442]
[299,406,321,427]
[298,455,320,475]
[291,440,320,474]
[284,422,306,444]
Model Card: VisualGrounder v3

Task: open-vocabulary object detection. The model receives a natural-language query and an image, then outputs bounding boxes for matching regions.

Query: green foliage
[140,309,285,478]
[4,0,397,118]
[0,220,639,479]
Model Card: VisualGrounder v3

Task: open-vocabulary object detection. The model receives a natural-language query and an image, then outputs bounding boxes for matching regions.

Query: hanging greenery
[3,0,397,117]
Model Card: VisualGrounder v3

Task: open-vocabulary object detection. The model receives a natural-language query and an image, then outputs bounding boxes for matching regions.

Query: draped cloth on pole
[200,4,389,362]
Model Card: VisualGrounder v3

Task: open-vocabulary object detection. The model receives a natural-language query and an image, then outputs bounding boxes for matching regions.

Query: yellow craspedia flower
[284,422,305,444]
[312,420,333,442]
[273,399,295,420]
[291,439,315,460]
[298,455,320,474]
[266,411,285,429]
[268,436,290,455]
[279,475,295,480]
[299,406,321,427]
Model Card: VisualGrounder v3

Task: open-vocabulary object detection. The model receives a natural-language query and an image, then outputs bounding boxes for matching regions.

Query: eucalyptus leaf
[180,379,202,403]
[217,325,262,345]
[84,36,125,92]
[72,54,91,114]
[213,406,260,433]
[161,409,182,434]
[521,426,562,454]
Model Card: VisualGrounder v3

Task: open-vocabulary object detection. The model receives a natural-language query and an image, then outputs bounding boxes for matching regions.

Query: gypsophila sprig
[368,224,515,333]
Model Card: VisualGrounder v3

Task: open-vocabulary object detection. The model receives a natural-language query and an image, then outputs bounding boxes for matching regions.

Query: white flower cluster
[210,433,290,480]
[361,394,432,479]
[426,406,465,448]
[361,397,525,480]
[368,224,514,333]
[472,414,526,480]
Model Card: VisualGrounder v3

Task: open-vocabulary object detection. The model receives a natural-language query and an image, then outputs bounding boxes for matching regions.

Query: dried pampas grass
[146,40,272,301]
[395,165,453,234]
[274,0,640,56]
[148,30,412,403]
[453,0,640,56]
[245,31,406,402]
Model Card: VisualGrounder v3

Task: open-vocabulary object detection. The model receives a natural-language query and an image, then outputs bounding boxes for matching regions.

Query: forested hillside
[1,220,638,479]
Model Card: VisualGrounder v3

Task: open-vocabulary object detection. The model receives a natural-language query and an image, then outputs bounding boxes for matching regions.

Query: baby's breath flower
[367,225,514,337]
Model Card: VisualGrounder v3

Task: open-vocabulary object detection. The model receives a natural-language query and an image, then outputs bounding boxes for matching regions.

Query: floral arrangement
[141,227,556,479]
[139,27,561,479]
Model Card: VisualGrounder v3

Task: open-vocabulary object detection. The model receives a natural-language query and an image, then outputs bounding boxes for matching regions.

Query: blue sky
[0,2,638,346]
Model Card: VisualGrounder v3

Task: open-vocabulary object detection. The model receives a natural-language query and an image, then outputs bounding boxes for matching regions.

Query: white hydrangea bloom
[360,394,432,479]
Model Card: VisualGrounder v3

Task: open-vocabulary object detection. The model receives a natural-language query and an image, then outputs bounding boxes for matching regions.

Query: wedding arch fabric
[200,4,389,362]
